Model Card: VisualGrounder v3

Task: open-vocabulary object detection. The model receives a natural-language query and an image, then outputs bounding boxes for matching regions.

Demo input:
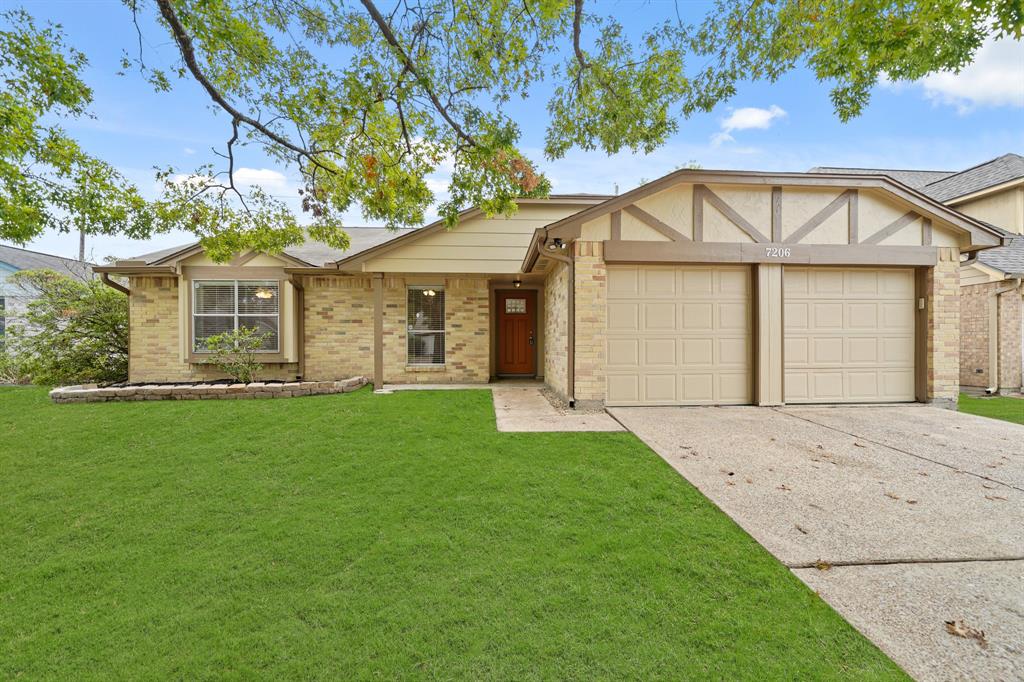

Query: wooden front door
[496,289,537,376]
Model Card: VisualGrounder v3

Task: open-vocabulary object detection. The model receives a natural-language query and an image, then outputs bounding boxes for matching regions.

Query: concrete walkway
[378,383,624,432]
[611,405,1024,681]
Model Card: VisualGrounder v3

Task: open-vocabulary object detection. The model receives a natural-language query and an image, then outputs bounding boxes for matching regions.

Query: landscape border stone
[50,377,368,404]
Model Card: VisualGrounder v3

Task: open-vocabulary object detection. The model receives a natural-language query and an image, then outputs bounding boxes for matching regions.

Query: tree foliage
[1,1,1020,260]
[5,270,128,385]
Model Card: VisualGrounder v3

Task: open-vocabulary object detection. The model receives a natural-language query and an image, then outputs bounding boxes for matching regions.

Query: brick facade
[960,279,1023,392]
[302,275,375,380]
[925,248,961,406]
[573,241,607,405]
[543,260,568,400]
[128,276,299,383]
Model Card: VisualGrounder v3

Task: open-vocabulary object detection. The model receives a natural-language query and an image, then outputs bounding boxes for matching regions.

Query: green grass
[959,392,1024,425]
[0,387,904,680]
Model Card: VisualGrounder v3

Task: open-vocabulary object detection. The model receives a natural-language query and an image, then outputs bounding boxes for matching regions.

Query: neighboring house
[95,169,1006,408]
[0,244,94,344]
[814,153,1024,394]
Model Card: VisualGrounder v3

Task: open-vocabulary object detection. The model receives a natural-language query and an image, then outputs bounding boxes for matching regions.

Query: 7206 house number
[764,246,792,258]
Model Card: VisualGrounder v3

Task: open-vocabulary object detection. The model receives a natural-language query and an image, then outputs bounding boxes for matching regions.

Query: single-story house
[95,168,1008,408]
[815,154,1024,395]
[0,243,94,344]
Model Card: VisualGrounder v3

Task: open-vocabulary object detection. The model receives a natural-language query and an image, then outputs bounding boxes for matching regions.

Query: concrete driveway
[609,405,1024,681]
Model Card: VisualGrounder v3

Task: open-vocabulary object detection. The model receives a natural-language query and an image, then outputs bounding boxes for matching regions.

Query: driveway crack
[788,556,1024,569]
[770,408,1023,493]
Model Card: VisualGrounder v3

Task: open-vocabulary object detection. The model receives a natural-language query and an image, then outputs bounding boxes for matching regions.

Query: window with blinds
[407,286,444,365]
[193,280,280,352]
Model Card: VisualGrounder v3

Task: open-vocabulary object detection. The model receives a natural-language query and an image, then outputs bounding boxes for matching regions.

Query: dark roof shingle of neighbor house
[977,236,1024,276]
[134,226,417,267]
[0,243,94,279]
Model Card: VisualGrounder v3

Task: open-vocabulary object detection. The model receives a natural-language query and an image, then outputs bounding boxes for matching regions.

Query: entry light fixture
[513,278,522,288]
[545,238,566,251]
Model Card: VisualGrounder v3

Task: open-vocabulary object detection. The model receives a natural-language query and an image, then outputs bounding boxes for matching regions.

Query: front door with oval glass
[497,290,537,376]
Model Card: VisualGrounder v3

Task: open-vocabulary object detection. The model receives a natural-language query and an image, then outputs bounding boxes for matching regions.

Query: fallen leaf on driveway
[985,495,1008,502]
[795,525,809,535]
[777,484,791,491]
[814,561,831,571]
[945,620,987,648]
[854,442,867,448]
[906,499,918,505]
[885,492,901,500]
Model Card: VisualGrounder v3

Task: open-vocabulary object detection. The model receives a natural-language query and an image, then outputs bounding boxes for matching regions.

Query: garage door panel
[606,265,751,406]
[785,267,914,403]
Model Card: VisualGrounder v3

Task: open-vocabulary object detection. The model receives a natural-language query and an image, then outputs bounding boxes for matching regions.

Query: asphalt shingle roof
[921,153,1024,202]
[808,166,956,189]
[977,236,1024,276]
[0,243,95,279]
[133,226,416,266]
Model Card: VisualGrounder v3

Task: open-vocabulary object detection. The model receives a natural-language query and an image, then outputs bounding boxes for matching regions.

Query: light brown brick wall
[302,275,375,380]
[997,291,1022,391]
[573,241,607,403]
[926,248,960,405]
[544,260,568,400]
[128,276,298,383]
[383,276,490,384]
[960,283,992,388]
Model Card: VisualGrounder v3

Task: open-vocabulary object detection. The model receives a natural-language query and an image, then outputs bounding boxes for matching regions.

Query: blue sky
[8,0,1024,261]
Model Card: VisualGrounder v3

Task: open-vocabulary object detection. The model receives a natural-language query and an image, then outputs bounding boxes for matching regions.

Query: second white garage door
[784,267,915,403]
[605,265,752,406]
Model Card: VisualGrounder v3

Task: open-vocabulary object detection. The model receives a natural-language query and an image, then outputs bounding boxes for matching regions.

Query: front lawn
[0,387,903,679]
[959,392,1024,425]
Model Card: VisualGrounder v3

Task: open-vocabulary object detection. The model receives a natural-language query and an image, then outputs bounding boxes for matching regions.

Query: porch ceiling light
[513,278,522,288]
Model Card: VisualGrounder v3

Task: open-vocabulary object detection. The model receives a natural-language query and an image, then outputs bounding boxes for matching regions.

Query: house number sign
[764,246,793,259]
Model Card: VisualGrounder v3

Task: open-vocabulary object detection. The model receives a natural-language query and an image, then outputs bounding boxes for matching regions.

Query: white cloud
[916,36,1024,113]
[183,147,196,155]
[712,105,787,146]
[232,167,290,191]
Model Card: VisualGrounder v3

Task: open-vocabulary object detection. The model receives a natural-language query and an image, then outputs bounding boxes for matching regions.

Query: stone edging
[50,376,368,403]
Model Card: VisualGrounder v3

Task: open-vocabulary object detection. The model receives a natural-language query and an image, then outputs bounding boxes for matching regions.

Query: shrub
[7,269,127,385]
[202,326,271,384]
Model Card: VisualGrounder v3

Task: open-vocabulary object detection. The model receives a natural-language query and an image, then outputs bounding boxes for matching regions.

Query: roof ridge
[924,153,1024,188]
[811,165,955,174]
[0,242,95,266]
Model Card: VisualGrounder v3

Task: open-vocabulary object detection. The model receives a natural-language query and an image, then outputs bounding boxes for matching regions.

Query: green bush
[201,326,271,384]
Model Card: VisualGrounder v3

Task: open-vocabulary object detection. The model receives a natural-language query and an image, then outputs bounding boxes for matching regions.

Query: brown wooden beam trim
[92,265,177,275]
[288,275,306,380]
[372,273,384,390]
[862,211,920,245]
[701,185,771,243]
[783,190,853,244]
[610,210,622,240]
[848,190,859,244]
[603,240,940,266]
[922,218,933,246]
[771,187,782,242]
[692,185,704,241]
[623,204,689,241]
[914,267,928,402]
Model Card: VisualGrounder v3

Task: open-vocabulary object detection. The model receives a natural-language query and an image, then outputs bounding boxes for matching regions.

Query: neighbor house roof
[131,227,417,267]
[810,153,1024,202]
[0,243,94,279]
[977,236,1024,276]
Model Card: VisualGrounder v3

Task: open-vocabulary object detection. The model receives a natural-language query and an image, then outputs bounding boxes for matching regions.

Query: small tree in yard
[7,270,128,385]
[203,327,271,384]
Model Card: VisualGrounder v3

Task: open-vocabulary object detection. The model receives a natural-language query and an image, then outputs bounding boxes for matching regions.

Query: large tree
[2,1,1021,260]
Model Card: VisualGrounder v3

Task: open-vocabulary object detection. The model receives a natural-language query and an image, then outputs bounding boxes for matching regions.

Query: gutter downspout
[987,275,1023,394]
[100,272,130,296]
[542,241,575,408]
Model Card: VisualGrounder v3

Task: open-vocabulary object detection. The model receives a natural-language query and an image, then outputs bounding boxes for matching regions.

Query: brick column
[573,241,607,405]
[926,248,960,407]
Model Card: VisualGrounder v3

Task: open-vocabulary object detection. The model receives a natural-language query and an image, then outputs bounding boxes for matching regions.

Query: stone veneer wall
[926,248,961,406]
[961,280,1024,391]
[302,275,375,380]
[128,275,299,383]
[383,276,490,384]
[543,260,568,400]
[573,241,607,405]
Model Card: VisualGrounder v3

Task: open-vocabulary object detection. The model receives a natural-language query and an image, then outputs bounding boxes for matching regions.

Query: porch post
[373,273,384,390]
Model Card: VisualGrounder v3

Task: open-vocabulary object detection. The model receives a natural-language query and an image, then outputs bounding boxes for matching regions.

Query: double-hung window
[193,280,280,353]
[407,286,444,365]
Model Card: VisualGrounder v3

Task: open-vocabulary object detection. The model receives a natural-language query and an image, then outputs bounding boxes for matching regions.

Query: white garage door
[784,267,915,403]
[606,265,752,406]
